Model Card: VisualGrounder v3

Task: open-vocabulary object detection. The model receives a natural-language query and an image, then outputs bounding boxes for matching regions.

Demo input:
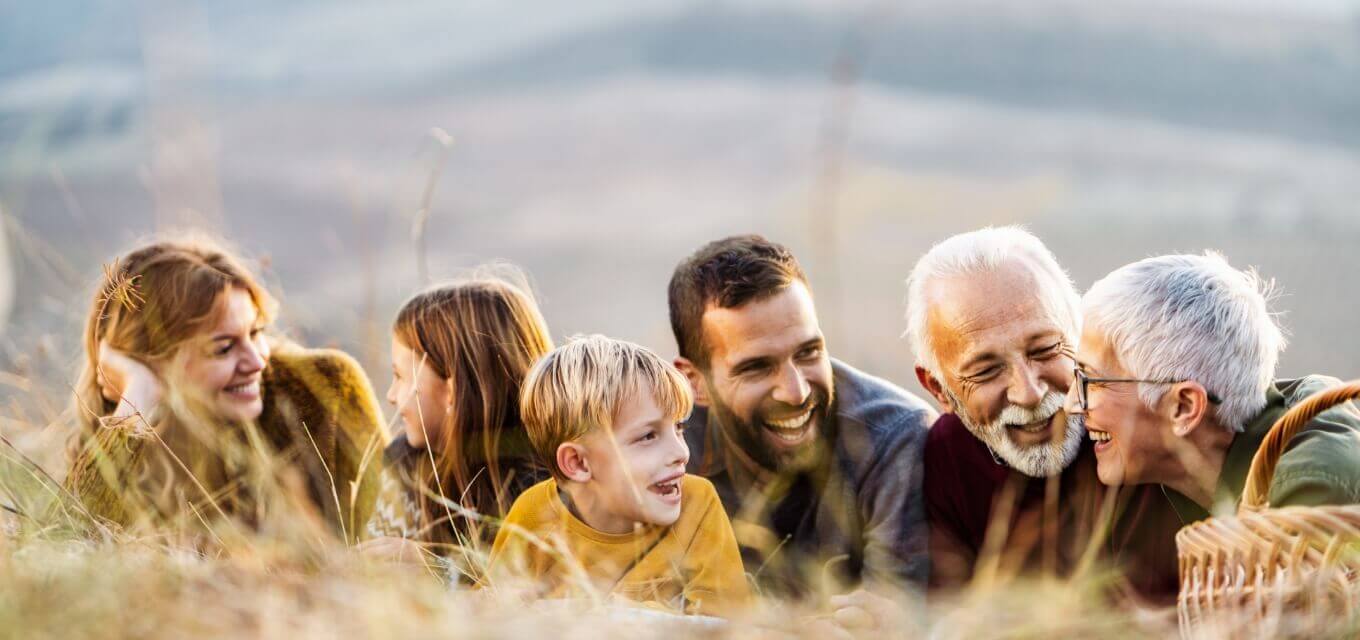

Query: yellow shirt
[488,474,751,617]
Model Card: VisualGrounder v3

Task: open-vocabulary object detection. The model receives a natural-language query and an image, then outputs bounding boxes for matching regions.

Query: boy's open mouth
[649,474,683,502]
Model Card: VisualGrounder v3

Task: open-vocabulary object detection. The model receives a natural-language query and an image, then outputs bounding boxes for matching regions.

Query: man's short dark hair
[668,235,809,368]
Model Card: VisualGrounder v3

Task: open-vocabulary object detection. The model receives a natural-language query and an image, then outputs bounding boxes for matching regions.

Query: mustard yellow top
[487,474,751,617]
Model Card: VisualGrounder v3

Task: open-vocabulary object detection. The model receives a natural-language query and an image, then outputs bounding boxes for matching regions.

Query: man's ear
[916,366,952,410]
[673,357,710,407]
[556,442,592,483]
[1165,382,1212,438]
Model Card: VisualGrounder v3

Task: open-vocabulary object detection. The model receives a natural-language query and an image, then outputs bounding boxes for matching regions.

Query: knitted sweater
[65,346,387,543]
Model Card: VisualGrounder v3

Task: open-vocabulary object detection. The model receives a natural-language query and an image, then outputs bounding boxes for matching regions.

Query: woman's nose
[239,341,267,374]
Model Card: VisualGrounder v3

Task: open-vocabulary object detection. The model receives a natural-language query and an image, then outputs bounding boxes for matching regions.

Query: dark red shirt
[924,412,1180,603]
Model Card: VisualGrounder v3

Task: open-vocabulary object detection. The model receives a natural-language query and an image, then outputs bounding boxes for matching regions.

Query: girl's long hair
[392,271,552,545]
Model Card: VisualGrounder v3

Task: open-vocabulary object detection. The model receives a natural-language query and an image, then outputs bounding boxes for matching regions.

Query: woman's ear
[673,357,710,407]
[1166,382,1211,438]
[556,442,592,483]
[915,366,953,410]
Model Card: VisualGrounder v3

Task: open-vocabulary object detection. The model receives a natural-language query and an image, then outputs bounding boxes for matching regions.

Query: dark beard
[704,381,835,473]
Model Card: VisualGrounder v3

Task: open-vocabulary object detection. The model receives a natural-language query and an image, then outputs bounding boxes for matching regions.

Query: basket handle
[1240,380,1360,511]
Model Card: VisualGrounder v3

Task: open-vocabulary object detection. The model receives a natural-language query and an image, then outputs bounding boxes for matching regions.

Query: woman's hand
[97,341,164,415]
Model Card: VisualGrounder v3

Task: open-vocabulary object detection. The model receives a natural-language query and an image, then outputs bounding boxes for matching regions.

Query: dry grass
[0,229,1338,640]
[0,424,1189,640]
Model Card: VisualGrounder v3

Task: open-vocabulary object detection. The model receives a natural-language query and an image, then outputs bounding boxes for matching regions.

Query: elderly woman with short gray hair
[1067,252,1360,524]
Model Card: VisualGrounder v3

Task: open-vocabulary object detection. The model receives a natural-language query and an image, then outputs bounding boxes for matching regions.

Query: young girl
[362,273,554,577]
[67,235,387,541]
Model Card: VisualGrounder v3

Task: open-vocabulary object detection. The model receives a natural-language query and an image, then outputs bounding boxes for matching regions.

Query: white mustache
[993,390,1065,428]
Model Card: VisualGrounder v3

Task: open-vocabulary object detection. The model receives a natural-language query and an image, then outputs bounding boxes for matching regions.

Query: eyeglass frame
[1072,367,1221,412]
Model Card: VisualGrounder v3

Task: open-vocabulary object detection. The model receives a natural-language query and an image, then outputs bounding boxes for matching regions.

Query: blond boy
[488,335,751,617]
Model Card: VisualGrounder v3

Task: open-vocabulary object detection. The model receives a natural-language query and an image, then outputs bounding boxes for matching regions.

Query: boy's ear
[915,366,952,410]
[1165,382,1212,438]
[673,357,710,407]
[556,442,592,483]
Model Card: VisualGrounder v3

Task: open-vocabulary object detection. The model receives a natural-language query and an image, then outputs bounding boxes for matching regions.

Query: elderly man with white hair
[905,226,1180,596]
[1068,252,1360,525]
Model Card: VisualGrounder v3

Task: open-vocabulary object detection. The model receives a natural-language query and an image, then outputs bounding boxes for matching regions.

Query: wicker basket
[1176,381,1360,638]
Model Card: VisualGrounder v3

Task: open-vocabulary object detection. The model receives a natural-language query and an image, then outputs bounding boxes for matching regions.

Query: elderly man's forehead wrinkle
[926,263,1066,374]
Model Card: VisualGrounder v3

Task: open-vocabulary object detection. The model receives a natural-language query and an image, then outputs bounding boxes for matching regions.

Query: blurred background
[2,0,1358,463]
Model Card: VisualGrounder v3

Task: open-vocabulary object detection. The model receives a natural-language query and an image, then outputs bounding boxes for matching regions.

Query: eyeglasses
[1072,367,1221,411]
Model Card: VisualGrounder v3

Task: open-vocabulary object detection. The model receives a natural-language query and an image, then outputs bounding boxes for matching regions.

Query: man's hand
[828,589,920,637]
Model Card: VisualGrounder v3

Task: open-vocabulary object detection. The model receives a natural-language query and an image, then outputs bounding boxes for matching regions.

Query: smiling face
[1067,325,1170,487]
[386,335,451,449]
[922,261,1080,477]
[573,391,690,531]
[170,287,271,423]
[698,281,834,472]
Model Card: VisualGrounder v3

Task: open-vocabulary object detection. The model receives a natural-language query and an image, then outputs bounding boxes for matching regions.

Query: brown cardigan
[65,346,387,543]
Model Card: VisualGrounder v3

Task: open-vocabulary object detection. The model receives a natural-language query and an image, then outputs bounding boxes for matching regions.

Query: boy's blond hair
[520,334,693,481]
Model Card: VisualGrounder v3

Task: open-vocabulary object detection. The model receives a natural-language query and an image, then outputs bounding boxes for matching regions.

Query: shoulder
[924,412,975,458]
[921,413,996,505]
[830,359,936,437]
[268,346,374,395]
[492,478,561,560]
[1276,375,1346,405]
[503,478,559,527]
[266,346,382,415]
[676,475,730,536]
[828,360,936,472]
[681,474,721,506]
[383,433,420,467]
[1270,375,1360,505]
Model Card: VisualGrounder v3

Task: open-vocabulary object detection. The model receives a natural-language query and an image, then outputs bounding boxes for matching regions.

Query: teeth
[651,479,681,495]
[1011,418,1051,433]
[1088,430,1112,442]
[225,381,259,395]
[766,410,813,431]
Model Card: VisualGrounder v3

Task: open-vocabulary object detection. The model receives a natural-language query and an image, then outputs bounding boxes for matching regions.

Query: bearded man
[905,226,1180,596]
[669,234,936,596]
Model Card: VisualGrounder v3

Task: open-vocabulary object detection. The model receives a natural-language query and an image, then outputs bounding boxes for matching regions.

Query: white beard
[949,389,1082,478]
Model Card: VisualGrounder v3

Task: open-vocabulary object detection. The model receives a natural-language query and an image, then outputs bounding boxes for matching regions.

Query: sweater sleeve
[311,350,388,543]
[681,477,752,617]
[64,420,154,528]
[857,409,933,590]
[265,348,388,544]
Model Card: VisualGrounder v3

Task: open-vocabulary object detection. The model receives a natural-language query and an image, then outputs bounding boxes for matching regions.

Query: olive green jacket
[1168,375,1360,522]
[65,347,388,543]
